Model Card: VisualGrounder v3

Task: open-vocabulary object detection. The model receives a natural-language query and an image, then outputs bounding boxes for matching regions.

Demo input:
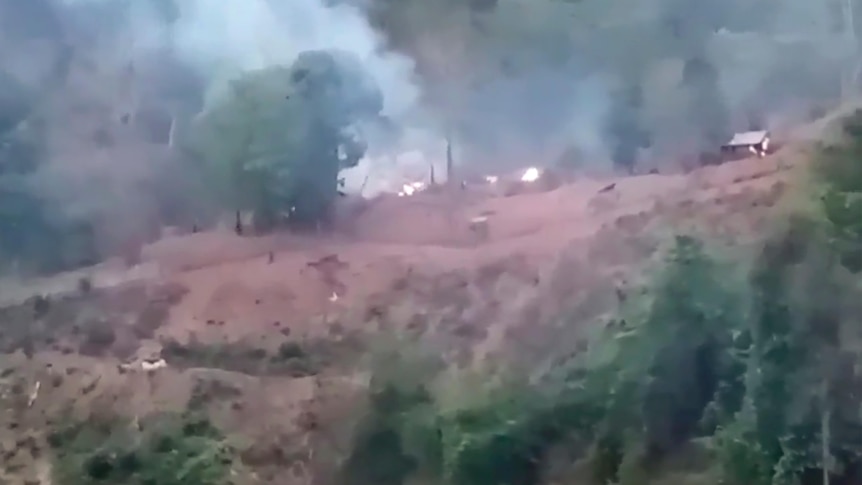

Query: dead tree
[234,211,243,236]
[445,131,454,186]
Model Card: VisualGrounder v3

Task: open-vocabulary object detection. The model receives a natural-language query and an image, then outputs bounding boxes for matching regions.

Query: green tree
[715,213,862,485]
[51,413,231,485]
[814,109,862,272]
[191,49,381,231]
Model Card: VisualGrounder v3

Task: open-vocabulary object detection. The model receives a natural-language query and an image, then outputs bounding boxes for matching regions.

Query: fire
[520,167,540,182]
[748,136,770,158]
[397,181,426,197]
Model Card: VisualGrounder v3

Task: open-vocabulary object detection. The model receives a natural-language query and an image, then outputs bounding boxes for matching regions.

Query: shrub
[51,413,231,485]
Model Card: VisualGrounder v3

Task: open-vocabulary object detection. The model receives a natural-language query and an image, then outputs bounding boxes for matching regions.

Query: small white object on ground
[28,381,40,407]
[141,359,168,371]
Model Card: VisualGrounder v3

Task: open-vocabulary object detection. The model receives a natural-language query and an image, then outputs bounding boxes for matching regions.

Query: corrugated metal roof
[725,130,769,146]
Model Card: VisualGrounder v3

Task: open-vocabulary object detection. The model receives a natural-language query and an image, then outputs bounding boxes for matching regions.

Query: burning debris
[520,167,541,182]
[472,167,542,187]
[390,164,552,198]
[721,130,772,159]
[398,181,426,197]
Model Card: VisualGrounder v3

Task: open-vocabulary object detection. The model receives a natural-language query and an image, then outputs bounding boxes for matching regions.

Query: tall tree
[192,49,382,230]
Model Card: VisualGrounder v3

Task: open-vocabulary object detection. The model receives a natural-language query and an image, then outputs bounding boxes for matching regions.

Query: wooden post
[445,131,454,187]
[168,114,177,148]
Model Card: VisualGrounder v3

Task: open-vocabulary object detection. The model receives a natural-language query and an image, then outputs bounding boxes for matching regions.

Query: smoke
[171,0,419,119]
[53,0,617,192]
[455,68,613,173]
[2,0,855,274]
[19,0,862,198]
[353,0,620,178]
[154,0,433,192]
[357,0,853,178]
[48,0,433,203]
[132,0,613,185]
[59,0,419,118]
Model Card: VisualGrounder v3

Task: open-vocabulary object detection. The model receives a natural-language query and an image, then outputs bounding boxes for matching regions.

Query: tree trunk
[822,380,831,485]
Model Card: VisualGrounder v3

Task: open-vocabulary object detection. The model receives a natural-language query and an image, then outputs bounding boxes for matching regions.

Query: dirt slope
[0,142,800,484]
[161,152,789,336]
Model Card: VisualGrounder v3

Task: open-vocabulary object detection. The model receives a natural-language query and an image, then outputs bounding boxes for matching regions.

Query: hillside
[6,0,862,483]
[0,134,798,484]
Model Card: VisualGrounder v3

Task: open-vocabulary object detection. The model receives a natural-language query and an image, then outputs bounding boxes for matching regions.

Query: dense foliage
[334,114,862,485]
[50,413,231,485]
[190,49,381,230]
[814,110,862,272]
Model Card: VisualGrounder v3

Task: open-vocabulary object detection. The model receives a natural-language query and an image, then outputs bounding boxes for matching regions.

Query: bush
[334,237,751,485]
[51,413,231,485]
[813,109,862,272]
